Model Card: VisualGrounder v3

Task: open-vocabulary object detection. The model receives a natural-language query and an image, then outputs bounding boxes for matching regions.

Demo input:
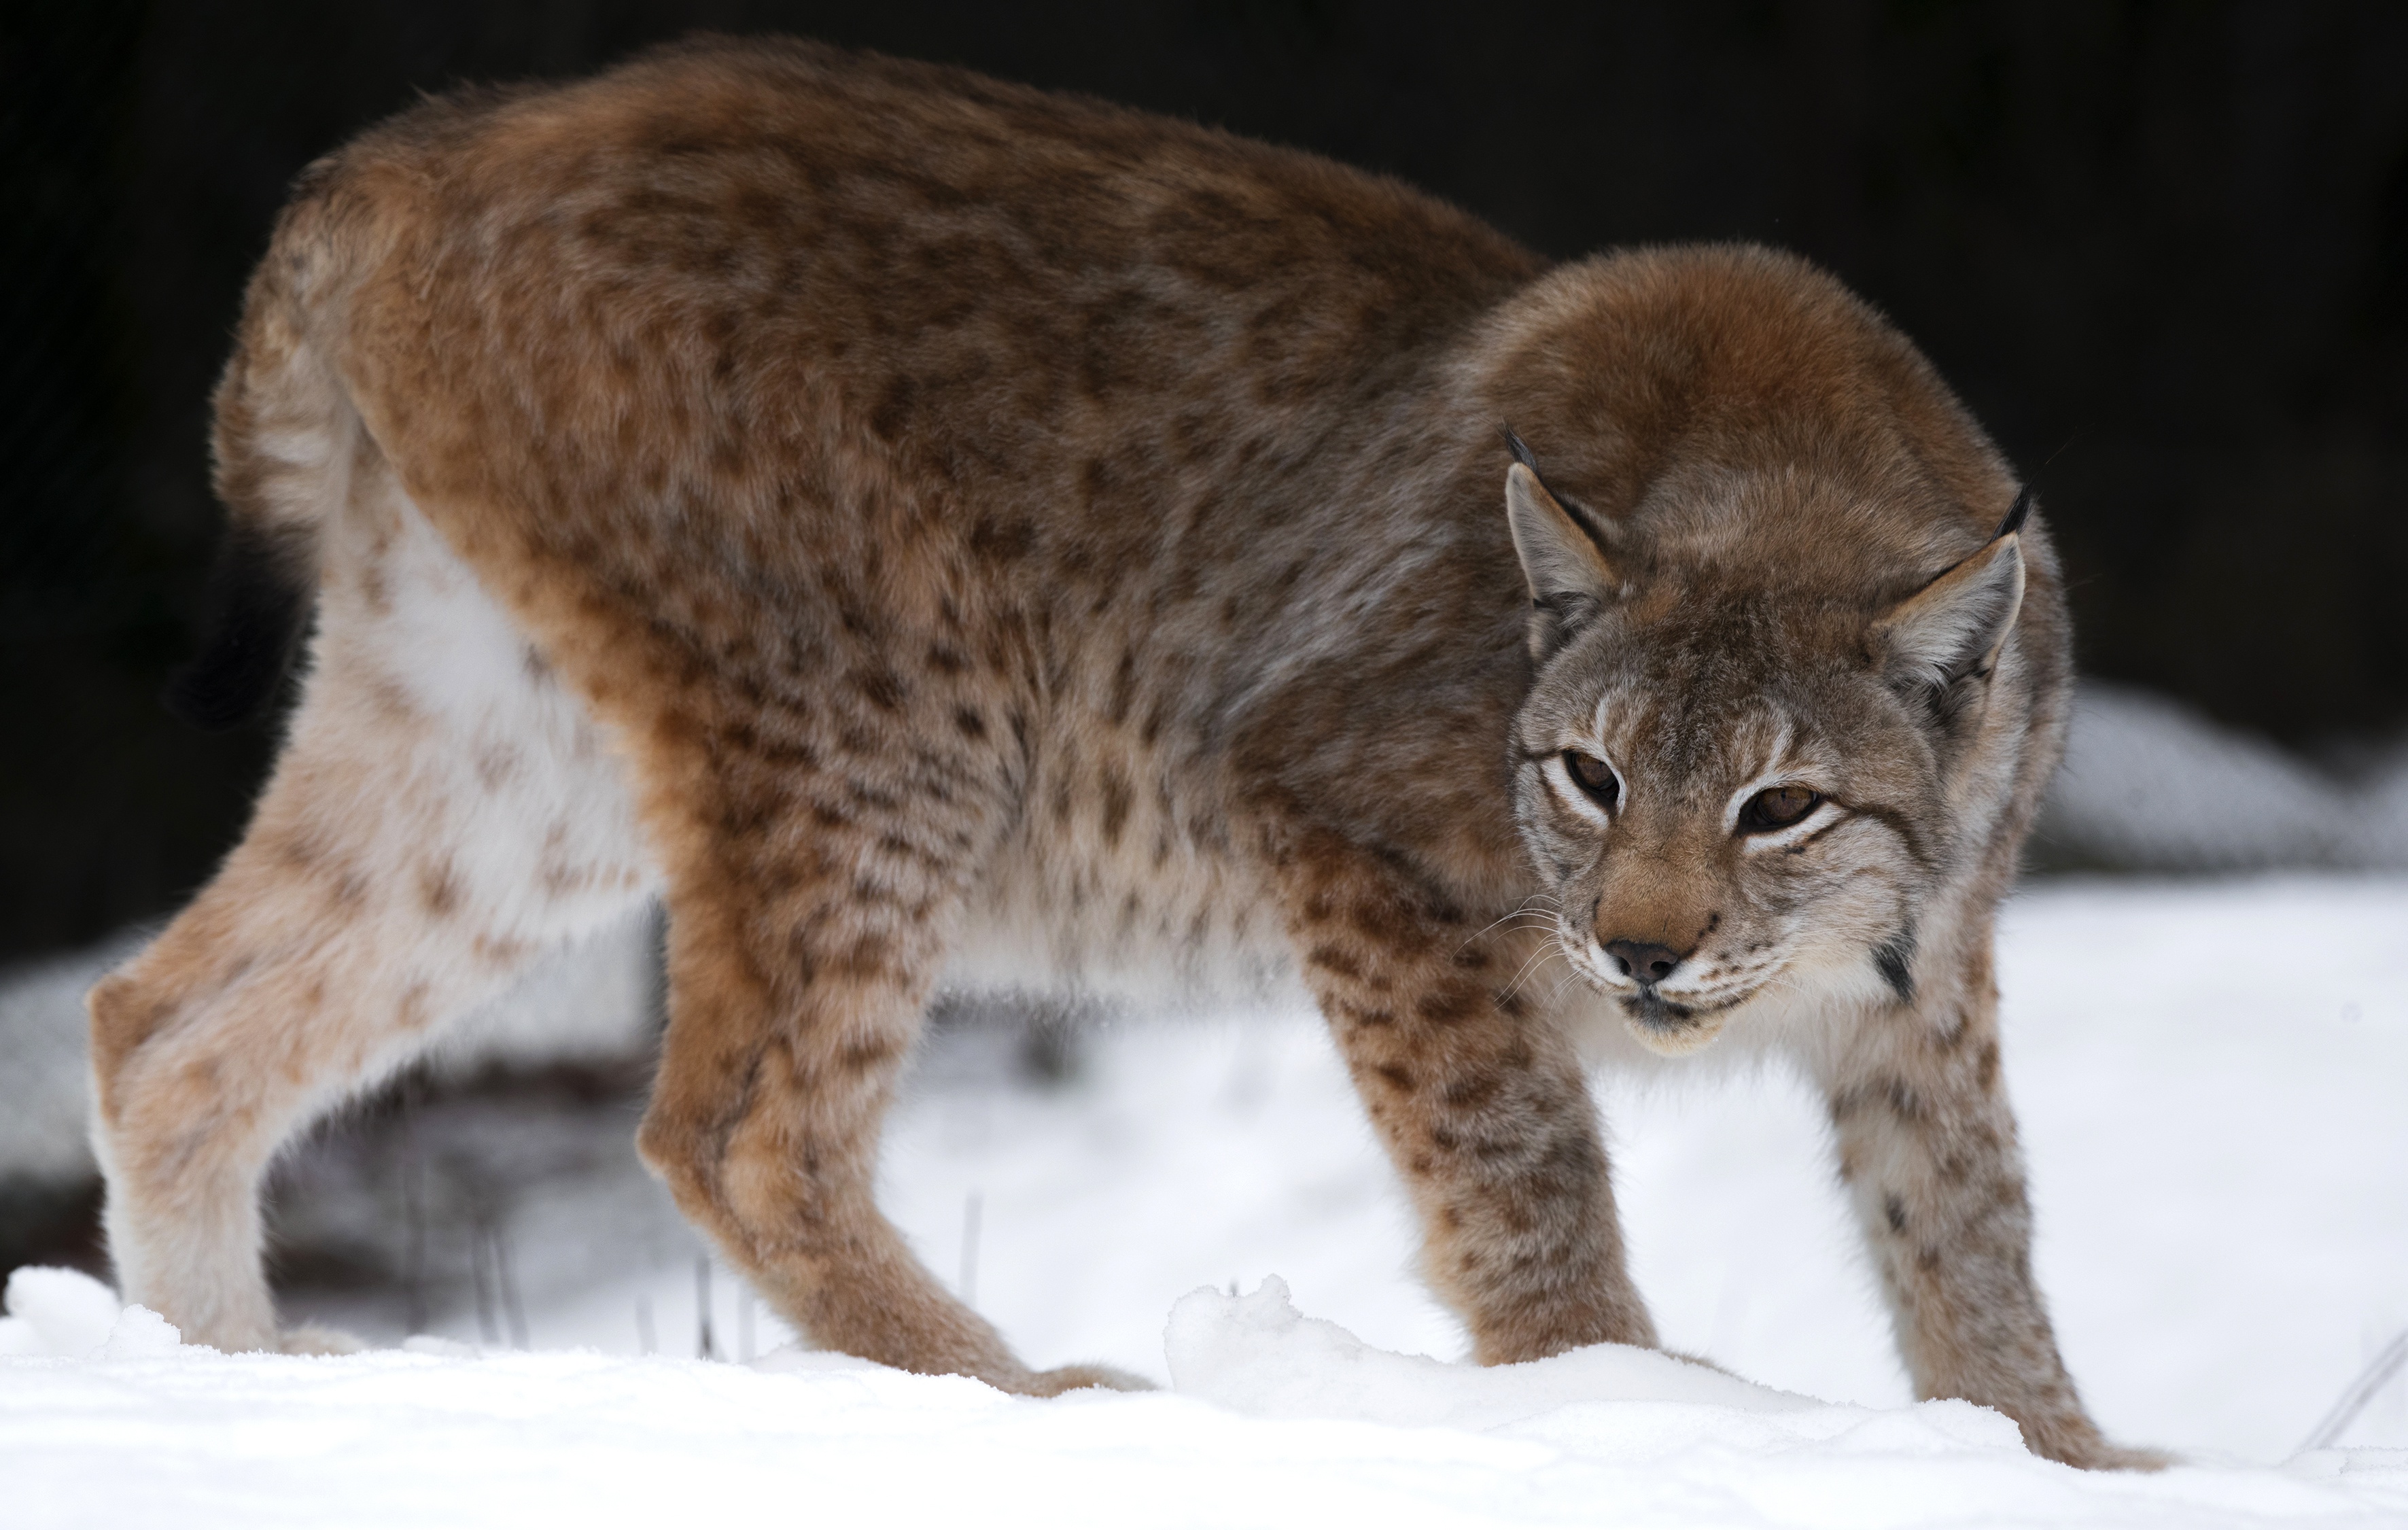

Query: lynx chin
[89,37,2162,1471]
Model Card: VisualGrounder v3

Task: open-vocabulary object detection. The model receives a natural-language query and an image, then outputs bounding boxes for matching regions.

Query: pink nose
[1603,939,1683,984]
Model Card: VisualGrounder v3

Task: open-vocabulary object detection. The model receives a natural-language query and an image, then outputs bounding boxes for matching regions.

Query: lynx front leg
[1279,831,1655,1361]
[1813,940,2166,1470]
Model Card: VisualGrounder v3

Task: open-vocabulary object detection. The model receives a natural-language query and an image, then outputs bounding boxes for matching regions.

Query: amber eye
[1563,750,1620,808]
[1739,784,1822,833]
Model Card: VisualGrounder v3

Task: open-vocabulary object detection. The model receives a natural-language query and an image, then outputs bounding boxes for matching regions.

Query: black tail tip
[163,524,314,731]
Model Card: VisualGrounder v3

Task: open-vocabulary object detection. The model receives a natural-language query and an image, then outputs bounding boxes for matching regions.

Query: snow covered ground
[5,1270,2402,1530]
[4,875,2405,1526]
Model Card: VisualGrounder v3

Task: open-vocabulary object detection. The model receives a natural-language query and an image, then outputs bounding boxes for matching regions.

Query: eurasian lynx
[89,38,2157,1468]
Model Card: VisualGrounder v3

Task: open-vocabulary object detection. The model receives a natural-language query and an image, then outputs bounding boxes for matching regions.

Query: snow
[6,875,2407,1525]
[3,1267,2403,1528]
[1164,1275,1825,1425]
[0,1265,127,1357]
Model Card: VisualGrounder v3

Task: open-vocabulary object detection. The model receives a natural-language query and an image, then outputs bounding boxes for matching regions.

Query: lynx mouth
[1621,989,1698,1029]
[1616,986,1747,1057]
[1558,941,1754,1054]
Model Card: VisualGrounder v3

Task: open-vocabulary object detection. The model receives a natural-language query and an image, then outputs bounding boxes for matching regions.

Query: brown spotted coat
[88,37,2156,1466]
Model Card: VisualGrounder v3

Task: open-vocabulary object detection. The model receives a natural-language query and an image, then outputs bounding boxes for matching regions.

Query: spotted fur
[88,38,2157,1465]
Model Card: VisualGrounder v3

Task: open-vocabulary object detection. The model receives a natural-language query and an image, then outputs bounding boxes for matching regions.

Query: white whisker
[1456,896,1563,954]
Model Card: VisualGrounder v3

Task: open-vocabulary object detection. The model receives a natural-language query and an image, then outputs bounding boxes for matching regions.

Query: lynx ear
[1872,490,2031,699]
[1503,443,1620,661]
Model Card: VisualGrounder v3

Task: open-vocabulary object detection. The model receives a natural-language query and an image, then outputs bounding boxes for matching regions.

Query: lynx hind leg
[88,474,653,1354]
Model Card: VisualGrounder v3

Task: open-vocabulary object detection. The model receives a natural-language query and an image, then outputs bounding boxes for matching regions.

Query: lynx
[88,37,2158,1469]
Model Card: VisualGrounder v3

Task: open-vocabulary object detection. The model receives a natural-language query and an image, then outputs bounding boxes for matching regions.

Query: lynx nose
[1603,939,1685,985]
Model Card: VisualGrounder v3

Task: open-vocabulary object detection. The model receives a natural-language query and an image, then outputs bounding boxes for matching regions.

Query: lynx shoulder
[90,37,2157,1469]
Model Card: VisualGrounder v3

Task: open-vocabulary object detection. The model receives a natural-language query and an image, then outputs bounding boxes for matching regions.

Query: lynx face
[1512,601,1921,1055]
[1503,460,2028,1056]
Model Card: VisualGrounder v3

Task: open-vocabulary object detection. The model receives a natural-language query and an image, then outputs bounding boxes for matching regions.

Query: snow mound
[0,1265,181,1359]
[97,1304,183,1360]
[1164,1275,2055,1473]
[1168,1274,1824,1428]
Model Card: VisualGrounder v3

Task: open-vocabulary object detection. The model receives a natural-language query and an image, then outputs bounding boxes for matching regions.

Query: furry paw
[1663,1348,1740,1378]
[1027,1362,1153,1396]
[2076,1442,2178,1473]
[277,1324,365,1356]
[2026,1416,2177,1472]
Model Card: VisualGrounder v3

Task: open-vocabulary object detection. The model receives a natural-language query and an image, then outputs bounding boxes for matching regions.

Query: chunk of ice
[0,1266,123,1358]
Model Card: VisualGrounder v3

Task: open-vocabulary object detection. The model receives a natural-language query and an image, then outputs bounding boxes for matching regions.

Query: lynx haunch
[90,37,2158,1470]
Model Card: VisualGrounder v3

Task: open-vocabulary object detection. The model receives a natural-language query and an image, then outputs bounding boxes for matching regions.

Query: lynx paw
[2025,1416,2176,1472]
[1026,1362,1153,1397]
[277,1323,365,1357]
[1664,1348,1740,1378]
[2074,1442,2178,1473]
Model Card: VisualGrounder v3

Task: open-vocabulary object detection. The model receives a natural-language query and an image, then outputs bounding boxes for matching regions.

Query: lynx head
[1499,434,2032,1057]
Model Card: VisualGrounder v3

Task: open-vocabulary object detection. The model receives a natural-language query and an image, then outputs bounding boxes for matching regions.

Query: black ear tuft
[1871,528,2027,708]
[1500,425,1618,557]
[1502,426,1541,474]
[1991,485,2034,542]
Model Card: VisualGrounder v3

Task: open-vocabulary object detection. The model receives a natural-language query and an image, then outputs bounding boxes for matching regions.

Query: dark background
[7,0,2407,966]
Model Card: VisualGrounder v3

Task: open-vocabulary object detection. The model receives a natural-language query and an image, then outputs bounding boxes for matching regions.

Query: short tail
[164,162,364,731]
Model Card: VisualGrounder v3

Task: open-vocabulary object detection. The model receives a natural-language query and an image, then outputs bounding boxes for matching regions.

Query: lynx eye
[1563,750,1620,808]
[1739,784,1822,833]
